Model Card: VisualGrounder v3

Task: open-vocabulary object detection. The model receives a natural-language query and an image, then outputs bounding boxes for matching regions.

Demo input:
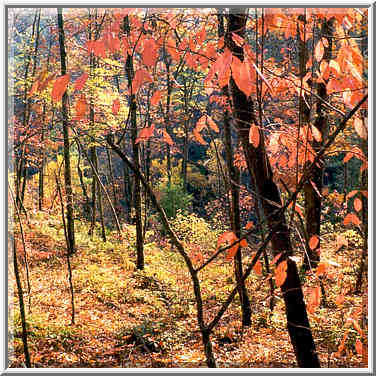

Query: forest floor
[9,210,367,368]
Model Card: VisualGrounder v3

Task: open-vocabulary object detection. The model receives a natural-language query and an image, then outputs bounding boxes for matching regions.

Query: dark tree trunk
[57,7,75,254]
[226,9,320,367]
[124,15,144,270]
[303,17,334,270]
[223,109,252,327]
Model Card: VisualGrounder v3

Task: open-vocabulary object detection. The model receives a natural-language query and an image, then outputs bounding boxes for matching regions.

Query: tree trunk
[57,7,75,255]
[226,9,320,367]
[124,15,144,270]
[303,17,334,270]
[223,110,252,326]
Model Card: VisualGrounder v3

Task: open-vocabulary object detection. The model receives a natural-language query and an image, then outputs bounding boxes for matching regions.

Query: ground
[9,211,367,368]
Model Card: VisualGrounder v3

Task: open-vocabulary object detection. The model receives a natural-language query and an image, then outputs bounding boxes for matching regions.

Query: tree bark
[124,15,144,270]
[226,9,320,367]
[303,17,334,270]
[57,7,75,254]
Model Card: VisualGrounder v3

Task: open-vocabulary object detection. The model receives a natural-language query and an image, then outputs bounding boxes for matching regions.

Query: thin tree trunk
[57,7,75,254]
[55,173,75,324]
[303,17,334,270]
[106,147,119,218]
[226,9,320,367]
[124,15,144,270]
[11,234,31,367]
[223,111,252,326]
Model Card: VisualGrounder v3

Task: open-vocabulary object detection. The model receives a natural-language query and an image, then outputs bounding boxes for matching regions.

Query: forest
[7,7,368,369]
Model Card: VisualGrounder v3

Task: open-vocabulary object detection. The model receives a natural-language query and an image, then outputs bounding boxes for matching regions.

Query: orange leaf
[112,98,120,115]
[51,74,70,103]
[275,260,287,287]
[329,59,341,76]
[245,221,254,230]
[336,234,348,250]
[196,116,207,132]
[231,32,245,47]
[131,69,152,94]
[335,294,346,306]
[315,262,328,277]
[307,286,321,314]
[150,90,162,106]
[142,38,158,67]
[311,124,322,142]
[135,124,155,144]
[162,129,174,146]
[253,260,262,276]
[347,190,358,199]
[231,56,254,97]
[74,72,89,92]
[315,40,324,62]
[271,252,283,265]
[343,152,354,163]
[206,116,219,133]
[249,124,260,148]
[252,61,274,95]
[343,213,361,226]
[217,231,239,261]
[355,339,363,356]
[240,239,248,247]
[309,235,319,250]
[354,197,362,212]
[193,128,207,145]
[354,118,367,139]
[73,95,87,120]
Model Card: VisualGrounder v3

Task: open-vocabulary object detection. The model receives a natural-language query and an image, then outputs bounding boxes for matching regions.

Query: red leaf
[51,74,70,103]
[162,129,174,145]
[315,40,324,62]
[354,198,362,212]
[135,124,155,144]
[150,90,162,106]
[112,98,120,115]
[74,72,89,92]
[249,124,260,148]
[309,235,319,250]
[275,260,287,287]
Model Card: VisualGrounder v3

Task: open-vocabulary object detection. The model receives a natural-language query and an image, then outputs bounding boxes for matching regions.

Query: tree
[225,8,320,367]
[57,8,75,255]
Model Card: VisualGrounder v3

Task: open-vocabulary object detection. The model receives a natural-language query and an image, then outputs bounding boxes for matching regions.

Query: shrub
[159,182,193,219]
